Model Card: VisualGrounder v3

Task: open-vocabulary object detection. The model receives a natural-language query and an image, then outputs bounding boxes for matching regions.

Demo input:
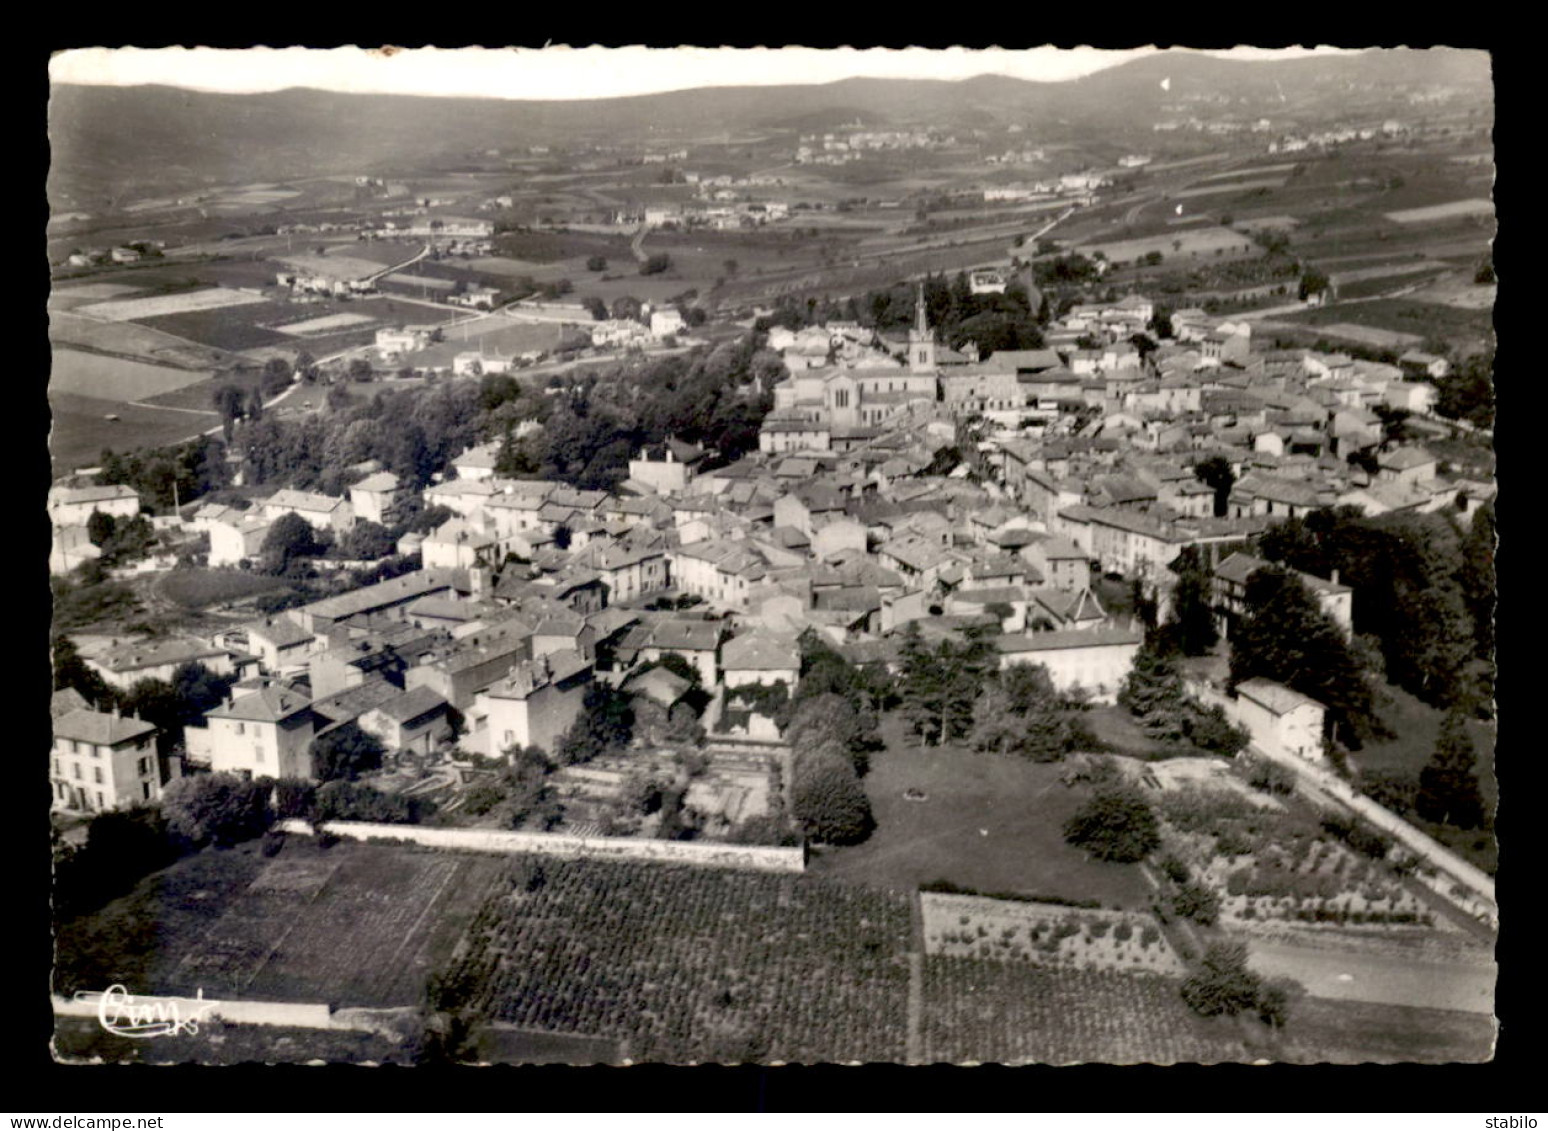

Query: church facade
[759,289,940,453]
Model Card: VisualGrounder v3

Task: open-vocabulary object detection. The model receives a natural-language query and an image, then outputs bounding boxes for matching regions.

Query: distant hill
[49,49,1492,210]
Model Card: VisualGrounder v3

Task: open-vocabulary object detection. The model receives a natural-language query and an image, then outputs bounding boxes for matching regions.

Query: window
[94,767,104,785]
[52,758,60,776]
[73,764,82,781]
[235,722,245,736]
[143,782,153,801]
[139,756,152,776]
[70,739,79,755]
[97,792,106,809]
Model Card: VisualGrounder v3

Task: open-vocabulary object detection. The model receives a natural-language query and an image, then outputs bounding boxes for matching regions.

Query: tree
[1062,786,1160,862]
[969,664,1086,762]
[1118,645,1190,742]
[791,750,874,845]
[640,253,673,276]
[1298,268,1331,302]
[52,633,115,707]
[339,520,396,561]
[246,387,265,422]
[212,383,245,440]
[556,682,635,765]
[1181,941,1266,1017]
[582,295,608,321]
[347,357,375,383]
[586,255,609,272]
[86,510,117,548]
[261,357,293,398]
[271,777,318,820]
[161,773,273,848]
[1157,545,1219,656]
[260,512,320,575]
[1230,566,1377,746]
[311,722,387,782]
[1193,455,1236,518]
[1415,710,1486,829]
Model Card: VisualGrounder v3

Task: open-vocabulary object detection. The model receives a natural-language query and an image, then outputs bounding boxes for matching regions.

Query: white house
[48,484,141,529]
[198,683,317,780]
[472,650,594,758]
[995,627,1144,703]
[1232,678,1327,765]
[50,708,162,813]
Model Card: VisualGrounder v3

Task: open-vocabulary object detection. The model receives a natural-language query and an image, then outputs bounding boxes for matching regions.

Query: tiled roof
[53,707,158,746]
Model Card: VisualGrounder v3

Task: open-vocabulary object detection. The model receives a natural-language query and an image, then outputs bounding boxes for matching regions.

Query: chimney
[1330,568,1339,587]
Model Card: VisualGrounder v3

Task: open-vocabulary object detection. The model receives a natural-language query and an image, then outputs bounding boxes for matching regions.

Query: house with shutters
[195,682,317,781]
[50,707,162,813]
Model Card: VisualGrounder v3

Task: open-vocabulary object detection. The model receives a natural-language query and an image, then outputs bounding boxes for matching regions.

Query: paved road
[1248,939,1496,1014]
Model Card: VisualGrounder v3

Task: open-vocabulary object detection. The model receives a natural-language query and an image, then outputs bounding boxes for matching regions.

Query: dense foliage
[1257,507,1488,713]
[1228,565,1378,746]
[160,772,273,848]
[1063,786,1161,863]
[1119,644,1248,758]
[969,663,1093,761]
[1415,710,1487,830]
[791,749,875,846]
[311,723,388,783]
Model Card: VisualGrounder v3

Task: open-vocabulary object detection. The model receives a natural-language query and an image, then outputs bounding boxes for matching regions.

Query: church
[759,288,941,454]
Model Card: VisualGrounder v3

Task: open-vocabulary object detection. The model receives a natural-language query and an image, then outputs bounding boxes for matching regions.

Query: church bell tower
[908,284,937,373]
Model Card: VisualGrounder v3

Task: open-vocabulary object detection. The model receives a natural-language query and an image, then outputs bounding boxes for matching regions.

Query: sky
[49,45,1361,101]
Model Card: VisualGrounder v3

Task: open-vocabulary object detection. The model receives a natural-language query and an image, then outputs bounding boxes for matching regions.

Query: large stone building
[759,289,939,453]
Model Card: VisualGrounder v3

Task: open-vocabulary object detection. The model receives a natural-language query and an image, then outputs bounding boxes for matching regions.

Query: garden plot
[921,893,1185,977]
[74,287,270,322]
[277,253,394,281]
[273,312,378,336]
[1153,785,1446,935]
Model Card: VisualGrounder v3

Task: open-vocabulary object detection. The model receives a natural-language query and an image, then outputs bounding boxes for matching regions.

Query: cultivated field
[274,312,377,336]
[921,892,1185,976]
[50,309,237,370]
[401,319,584,369]
[56,840,505,1008]
[50,392,216,477]
[920,958,1248,1064]
[51,348,212,402]
[277,253,395,280]
[75,287,271,322]
[807,719,1154,910]
[448,856,913,1064]
[49,282,146,309]
[1075,226,1259,266]
[1274,298,1494,355]
[1299,323,1425,350]
[1385,200,1495,224]
[158,568,295,610]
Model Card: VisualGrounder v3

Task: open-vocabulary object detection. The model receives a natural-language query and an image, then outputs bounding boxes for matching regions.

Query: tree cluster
[1228,564,1379,747]
[1180,941,1295,1028]
[1257,506,1490,714]
[1118,644,1248,758]
[555,682,636,766]
[969,662,1094,762]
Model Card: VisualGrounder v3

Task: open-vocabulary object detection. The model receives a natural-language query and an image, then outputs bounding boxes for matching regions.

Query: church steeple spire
[908,282,936,373]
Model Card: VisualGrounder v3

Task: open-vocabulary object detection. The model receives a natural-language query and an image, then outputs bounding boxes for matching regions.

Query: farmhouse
[50,707,161,813]
[48,484,141,528]
[208,512,276,568]
[261,489,356,535]
[1231,678,1327,765]
[195,682,318,781]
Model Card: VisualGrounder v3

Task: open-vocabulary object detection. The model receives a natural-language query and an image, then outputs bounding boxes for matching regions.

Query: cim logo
[76,984,218,1038]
